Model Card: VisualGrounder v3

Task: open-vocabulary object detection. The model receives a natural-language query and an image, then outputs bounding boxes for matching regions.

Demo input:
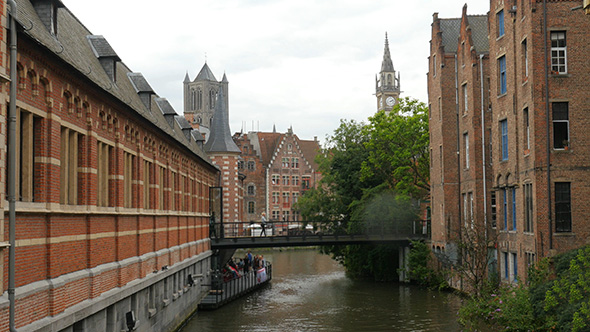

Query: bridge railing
[210,219,430,240]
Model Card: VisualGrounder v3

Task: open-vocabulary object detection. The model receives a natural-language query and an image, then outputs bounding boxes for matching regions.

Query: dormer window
[32,0,63,36]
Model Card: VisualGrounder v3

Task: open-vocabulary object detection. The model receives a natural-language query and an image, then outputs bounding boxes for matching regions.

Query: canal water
[182,249,463,332]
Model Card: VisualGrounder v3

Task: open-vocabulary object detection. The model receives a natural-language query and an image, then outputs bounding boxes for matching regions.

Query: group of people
[222,250,267,281]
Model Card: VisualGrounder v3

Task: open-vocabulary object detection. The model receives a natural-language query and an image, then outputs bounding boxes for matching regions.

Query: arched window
[191,89,196,110]
[247,185,255,195]
[387,74,392,86]
[248,201,255,214]
[247,161,255,170]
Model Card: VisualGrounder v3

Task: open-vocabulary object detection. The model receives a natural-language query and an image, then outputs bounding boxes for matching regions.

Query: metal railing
[210,219,431,240]
[201,263,272,309]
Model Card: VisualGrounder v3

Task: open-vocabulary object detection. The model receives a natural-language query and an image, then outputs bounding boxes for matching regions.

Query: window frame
[555,182,572,232]
[552,102,569,150]
[550,31,567,74]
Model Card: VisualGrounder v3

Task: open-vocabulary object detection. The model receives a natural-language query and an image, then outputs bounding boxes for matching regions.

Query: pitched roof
[439,15,488,54]
[195,62,218,82]
[297,137,321,170]
[467,16,489,53]
[254,132,282,166]
[14,0,214,167]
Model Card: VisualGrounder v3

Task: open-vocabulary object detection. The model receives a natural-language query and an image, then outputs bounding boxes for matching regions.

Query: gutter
[479,54,487,241]
[543,0,553,251]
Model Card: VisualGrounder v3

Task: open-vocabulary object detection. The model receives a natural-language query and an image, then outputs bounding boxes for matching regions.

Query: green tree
[296,97,430,280]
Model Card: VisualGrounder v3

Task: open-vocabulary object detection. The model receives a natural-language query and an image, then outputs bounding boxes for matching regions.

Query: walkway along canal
[182,249,463,332]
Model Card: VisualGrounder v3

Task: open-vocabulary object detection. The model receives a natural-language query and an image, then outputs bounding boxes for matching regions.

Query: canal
[181,248,463,331]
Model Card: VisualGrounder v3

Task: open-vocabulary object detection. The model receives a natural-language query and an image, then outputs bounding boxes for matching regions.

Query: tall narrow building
[376,33,401,113]
[205,86,244,236]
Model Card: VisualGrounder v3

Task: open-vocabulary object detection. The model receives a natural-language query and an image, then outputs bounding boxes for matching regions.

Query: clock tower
[375,33,400,113]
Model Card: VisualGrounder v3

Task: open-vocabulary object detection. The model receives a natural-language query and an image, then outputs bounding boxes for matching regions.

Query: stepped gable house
[429,1,590,285]
[233,128,321,224]
[0,0,219,331]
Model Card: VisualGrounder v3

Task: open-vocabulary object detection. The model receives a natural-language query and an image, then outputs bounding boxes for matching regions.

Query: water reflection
[182,249,462,332]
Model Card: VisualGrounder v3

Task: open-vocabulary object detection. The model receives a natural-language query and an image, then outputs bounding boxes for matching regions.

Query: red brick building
[234,128,321,224]
[0,1,219,331]
[429,0,590,285]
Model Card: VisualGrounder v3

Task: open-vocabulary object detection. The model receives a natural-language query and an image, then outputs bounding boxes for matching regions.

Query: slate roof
[204,87,241,153]
[13,0,214,166]
[439,15,489,54]
[86,35,120,59]
[195,62,218,82]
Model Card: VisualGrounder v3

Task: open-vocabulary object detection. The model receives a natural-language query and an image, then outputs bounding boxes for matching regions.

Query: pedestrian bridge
[210,220,430,249]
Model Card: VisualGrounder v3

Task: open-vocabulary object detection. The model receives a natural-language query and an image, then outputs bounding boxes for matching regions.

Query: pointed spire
[204,86,241,153]
[184,71,190,83]
[222,72,228,83]
[272,124,276,133]
[381,32,394,73]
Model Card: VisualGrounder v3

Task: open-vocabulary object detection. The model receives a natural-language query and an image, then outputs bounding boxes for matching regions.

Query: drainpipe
[7,1,18,331]
[479,54,487,241]
[543,0,553,251]
[454,54,463,291]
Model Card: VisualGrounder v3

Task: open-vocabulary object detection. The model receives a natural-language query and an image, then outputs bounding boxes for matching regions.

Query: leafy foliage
[295,97,430,280]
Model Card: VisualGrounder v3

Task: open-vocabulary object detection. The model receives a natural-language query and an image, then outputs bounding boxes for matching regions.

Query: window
[503,251,509,280]
[272,192,280,204]
[282,175,289,186]
[433,54,437,77]
[463,193,468,227]
[14,110,37,202]
[158,166,165,210]
[497,10,505,37]
[464,133,470,169]
[292,176,299,186]
[302,177,311,190]
[143,160,151,209]
[524,183,533,232]
[272,210,280,220]
[498,55,507,95]
[551,31,567,74]
[282,158,290,168]
[247,185,255,195]
[552,102,569,149]
[462,83,468,113]
[282,210,290,221]
[291,158,299,168]
[60,127,80,205]
[555,182,571,232]
[500,119,508,161]
[283,192,289,205]
[512,187,517,230]
[503,188,508,230]
[469,192,474,229]
[491,191,497,228]
[238,161,244,170]
[248,201,255,214]
[97,142,112,207]
[271,174,280,185]
[247,161,255,170]
[292,192,299,204]
[522,38,528,78]
[524,108,530,151]
[511,252,518,282]
[438,97,442,121]
[124,152,136,208]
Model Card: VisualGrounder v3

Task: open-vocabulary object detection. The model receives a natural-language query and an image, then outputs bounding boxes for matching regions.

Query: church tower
[375,33,401,113]
[183,62,229,132]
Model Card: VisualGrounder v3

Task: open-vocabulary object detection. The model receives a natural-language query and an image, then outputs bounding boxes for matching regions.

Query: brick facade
[429,0,590,285]
[234,129,321,224]
[0,1,219,331]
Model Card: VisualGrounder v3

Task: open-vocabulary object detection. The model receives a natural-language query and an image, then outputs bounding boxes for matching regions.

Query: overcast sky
[61,0,489,142]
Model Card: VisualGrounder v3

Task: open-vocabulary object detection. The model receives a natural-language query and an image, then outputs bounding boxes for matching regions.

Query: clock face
[386,96,396,106]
